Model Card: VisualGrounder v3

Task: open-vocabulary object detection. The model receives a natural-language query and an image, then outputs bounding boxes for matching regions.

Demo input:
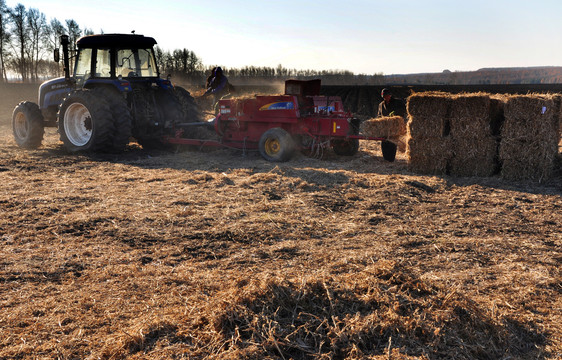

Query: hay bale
[360,116,408,153]
[406,134,453,175]
[448,94,502,177]
[407,92,451,138]
[360,116,407,138]
[406,92,453,174]
[449,135,499,177]
[449,94,492,135]
[500,94,560,181]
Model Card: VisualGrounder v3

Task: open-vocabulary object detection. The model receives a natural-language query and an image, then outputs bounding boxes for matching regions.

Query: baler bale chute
[166,79,398,162]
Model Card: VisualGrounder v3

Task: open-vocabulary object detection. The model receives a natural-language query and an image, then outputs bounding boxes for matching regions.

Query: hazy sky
[6,0,562,75]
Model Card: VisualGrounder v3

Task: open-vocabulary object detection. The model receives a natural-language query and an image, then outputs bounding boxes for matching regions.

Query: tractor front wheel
[12,101,44,149]
[58,90,114,152]
[332,138,359,156]
[259,128,295,162]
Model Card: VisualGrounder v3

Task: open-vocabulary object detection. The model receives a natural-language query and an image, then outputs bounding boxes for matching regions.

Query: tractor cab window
[75,48,93,85]
[116,48,157,78]
[95,49,111,78]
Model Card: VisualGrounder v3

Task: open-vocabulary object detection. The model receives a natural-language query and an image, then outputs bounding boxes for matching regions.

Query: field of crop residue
[0,83,561,359]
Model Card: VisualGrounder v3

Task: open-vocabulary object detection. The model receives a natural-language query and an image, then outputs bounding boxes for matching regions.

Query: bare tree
[187,50,201,74]
[0,0,10,81]
[26,7,46,81]
[45,18,64,51]
[65,19,80,48]
[9,3,27,81]
[44,18,65,77]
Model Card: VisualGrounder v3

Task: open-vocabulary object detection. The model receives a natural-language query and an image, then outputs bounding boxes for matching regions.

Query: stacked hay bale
[500,94,561,181]
[405,91,560,180]
[448,94,504,177]
[405,92,453,174]
[360,115,407,151]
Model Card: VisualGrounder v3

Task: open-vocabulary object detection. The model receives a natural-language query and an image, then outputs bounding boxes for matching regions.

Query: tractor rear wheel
[259,127,295,162]
[92,88,132,153]
[174,86,201,123]
[332,138,359,156]
[58,90,114,152]
[12,101,44,149]
[381,140,397,162]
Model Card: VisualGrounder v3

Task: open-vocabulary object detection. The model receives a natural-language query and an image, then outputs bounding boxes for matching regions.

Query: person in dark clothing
[377,88,406,118]
[205,66,217,89]
[204,66,229,99]
[203,66,232,111]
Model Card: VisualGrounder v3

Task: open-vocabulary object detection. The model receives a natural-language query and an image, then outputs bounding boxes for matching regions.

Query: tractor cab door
[74,48,93,86]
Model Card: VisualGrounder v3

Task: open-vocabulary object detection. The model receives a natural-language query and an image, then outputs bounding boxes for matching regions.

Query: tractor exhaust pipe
[60,35,70,81]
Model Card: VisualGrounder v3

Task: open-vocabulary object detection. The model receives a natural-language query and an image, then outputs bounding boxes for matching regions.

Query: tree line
[0,1,88,82]
[0,1,384,85]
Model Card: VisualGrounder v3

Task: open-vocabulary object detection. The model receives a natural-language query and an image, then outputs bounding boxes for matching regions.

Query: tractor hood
[39,77,73,109]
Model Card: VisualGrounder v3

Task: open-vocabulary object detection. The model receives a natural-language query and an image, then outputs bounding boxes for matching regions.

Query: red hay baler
[166,79,397,162]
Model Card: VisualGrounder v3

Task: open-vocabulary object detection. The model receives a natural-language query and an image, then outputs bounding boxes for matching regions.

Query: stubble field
[0,83,561,359]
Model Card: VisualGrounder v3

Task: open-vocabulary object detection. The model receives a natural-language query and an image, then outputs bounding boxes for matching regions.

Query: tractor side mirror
[54,49,60,63]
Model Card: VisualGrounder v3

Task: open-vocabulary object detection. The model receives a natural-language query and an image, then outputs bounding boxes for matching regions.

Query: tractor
[12,33,199,152]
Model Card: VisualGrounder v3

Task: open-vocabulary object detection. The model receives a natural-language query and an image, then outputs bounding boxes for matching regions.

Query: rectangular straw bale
[449,135,499,177]
[407,92,451,138]
[360,116,406,138]
[500,94,560,181]
[406,135,452,175]
[447,93,500,177]
[501,95,559,139]
[449,94,491,135]
[500,138,558,181]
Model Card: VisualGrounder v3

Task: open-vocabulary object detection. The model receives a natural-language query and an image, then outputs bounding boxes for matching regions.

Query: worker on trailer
[377,88,406,119]
[203,66,231,108]
[205,66,217,89]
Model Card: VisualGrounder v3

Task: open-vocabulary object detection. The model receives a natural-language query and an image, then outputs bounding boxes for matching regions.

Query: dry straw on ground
[0,84,561,359]
[500,94,562,181]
